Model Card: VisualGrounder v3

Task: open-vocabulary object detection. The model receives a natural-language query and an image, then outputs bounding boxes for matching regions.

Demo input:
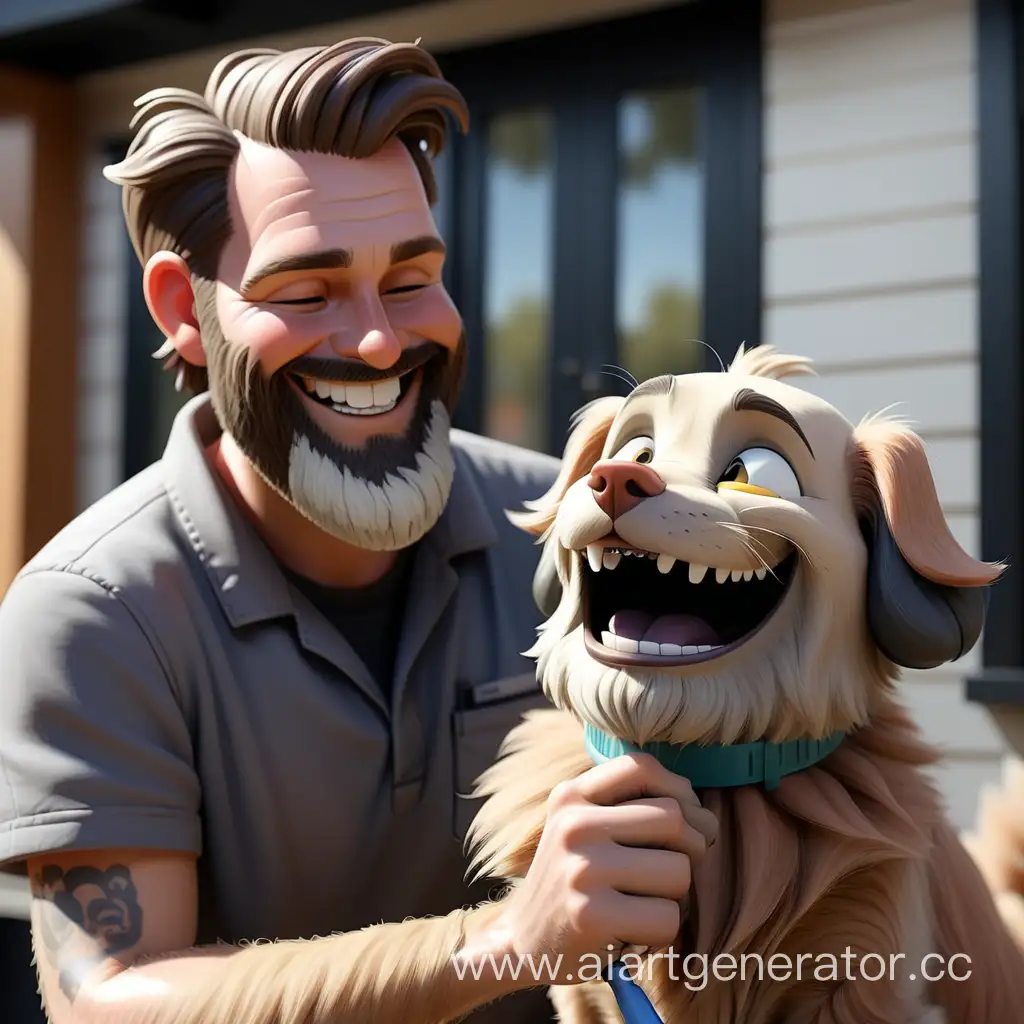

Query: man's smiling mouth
[286,341,442,418]
[292,370,415,416]
[580,541,798,668]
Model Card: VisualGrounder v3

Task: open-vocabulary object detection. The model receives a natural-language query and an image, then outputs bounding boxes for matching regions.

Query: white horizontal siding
[767,213,975,301]
[900,677,1003,756]
[768,141,975,230]
[793,359,977,439]
[927,758,1009,832]
[944,510,979,559]
[764,286,976,366]
[76,150,127,511]
[767,0,999,833]
[770,0,972,98]
[768,71,974,165]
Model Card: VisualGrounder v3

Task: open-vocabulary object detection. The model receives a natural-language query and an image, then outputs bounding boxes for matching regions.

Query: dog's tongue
[609,610,721,647]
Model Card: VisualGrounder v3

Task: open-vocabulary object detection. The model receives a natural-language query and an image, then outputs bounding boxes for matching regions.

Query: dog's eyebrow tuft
[733,387,814,458]
[624,374,675,404]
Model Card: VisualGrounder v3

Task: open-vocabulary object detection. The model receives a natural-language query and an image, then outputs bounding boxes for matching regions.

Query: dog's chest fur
[470,704,945,1024]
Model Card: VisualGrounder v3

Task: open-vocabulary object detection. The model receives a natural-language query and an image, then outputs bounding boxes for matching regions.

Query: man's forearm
[74,902,529,1024]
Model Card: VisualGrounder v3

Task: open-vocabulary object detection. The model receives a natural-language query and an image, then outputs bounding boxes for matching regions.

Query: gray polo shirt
[0,394,560,1022]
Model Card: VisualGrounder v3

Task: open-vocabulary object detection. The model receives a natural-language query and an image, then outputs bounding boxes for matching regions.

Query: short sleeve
[0,569,202,871]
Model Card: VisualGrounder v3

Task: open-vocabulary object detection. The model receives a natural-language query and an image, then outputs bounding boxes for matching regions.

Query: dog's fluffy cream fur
[466,346,1024,1023]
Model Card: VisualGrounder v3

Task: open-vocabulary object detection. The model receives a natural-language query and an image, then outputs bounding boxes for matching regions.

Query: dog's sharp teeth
[755,567,767,580]
[743,570,754,581]
[688,563,708,584]
[587,545,603,572]
[638,641,661,655]
[603,550,622,570]
[715,567,730,584]
[656,554,676,575]
[731,569,743,582]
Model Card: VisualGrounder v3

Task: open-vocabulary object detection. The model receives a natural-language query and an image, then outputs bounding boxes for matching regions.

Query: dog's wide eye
[717,447,801,499]
[611,435,655,464]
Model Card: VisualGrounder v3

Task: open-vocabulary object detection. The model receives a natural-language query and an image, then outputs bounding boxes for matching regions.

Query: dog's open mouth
[581,541,798,668]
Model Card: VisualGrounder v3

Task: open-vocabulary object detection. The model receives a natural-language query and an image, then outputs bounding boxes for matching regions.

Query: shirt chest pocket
[451,674,550,843]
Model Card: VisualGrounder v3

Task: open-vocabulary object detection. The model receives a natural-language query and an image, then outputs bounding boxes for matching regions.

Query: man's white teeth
[600,631,722,658]
[586,549,775,583]
[302,376,401,415]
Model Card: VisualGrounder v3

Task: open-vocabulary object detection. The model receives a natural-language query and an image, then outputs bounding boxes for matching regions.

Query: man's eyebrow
[732,387,814,458]
[241,248,353,293]
[390,235,446,265]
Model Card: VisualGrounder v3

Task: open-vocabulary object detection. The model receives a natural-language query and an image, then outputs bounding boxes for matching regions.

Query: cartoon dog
[467,346,1024,1023]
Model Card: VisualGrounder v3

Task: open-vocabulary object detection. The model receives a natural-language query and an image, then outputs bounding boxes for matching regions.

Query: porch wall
[766,0,1006,829]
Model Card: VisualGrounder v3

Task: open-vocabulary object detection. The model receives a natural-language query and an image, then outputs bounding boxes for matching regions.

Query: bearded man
[0,39,713,1024]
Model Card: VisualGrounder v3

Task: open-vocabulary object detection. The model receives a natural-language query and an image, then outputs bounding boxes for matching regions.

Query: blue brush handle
[604,957,663,1023]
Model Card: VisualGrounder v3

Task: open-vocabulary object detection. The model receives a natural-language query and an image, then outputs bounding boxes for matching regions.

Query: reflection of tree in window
[618,89,703,385]
[483,109,552,454]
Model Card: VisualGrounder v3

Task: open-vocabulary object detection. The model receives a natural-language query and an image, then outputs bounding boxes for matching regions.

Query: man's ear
[851,419,1005,669]
[507,395,625,540]
[142,251,206,368]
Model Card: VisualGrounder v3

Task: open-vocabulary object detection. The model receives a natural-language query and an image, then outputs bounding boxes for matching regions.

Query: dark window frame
[966,0,1024,708]
[438,0,763,451]
[116,0,762,475]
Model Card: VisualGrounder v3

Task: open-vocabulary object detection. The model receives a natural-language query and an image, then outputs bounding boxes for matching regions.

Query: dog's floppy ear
[509,396,624,620]
[508,395,625,539]
[851,419,1005,669]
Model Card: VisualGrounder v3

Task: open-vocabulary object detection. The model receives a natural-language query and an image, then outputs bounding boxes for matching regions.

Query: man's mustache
[285,341,446,383]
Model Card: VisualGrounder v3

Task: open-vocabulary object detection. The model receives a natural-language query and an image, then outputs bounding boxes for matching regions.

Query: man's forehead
[231,134,427,227]
[227,133,435,270]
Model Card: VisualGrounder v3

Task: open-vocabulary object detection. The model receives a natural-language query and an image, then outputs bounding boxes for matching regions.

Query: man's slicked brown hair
[104,38,470,392]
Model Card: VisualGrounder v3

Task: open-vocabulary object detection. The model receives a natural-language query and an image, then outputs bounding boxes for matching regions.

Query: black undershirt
[284,547,417,701]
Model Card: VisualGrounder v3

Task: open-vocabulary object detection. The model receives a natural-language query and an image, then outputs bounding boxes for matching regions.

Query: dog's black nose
[588,460,665,520]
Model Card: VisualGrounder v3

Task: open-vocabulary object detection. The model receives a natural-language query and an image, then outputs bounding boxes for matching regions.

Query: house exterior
[2,0,1022,1017]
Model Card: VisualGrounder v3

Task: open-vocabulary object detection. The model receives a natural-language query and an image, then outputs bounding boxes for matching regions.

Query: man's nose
[587,460,666,520]
[357,328,402,369]
[330,291,403,369]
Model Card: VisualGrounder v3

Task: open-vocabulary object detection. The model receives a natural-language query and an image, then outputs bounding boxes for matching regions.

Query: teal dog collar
[584,723,845,791]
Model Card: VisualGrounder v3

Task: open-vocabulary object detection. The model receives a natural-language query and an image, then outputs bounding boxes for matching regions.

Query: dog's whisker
[716,523,780,580]
[600,364,641,393]
[688,338,726,373]
[739,523,815,570]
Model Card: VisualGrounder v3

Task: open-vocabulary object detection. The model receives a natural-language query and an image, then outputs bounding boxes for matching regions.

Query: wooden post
[0,66,80,595]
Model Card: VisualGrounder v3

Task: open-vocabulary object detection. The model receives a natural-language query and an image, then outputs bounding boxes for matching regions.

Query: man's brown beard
[192,279,466,511]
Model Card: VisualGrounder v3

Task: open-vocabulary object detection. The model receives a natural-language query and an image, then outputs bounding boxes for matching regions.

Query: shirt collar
[160,393,498,629]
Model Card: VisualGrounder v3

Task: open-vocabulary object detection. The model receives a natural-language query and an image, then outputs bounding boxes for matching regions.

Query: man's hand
[460,752,718,987]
